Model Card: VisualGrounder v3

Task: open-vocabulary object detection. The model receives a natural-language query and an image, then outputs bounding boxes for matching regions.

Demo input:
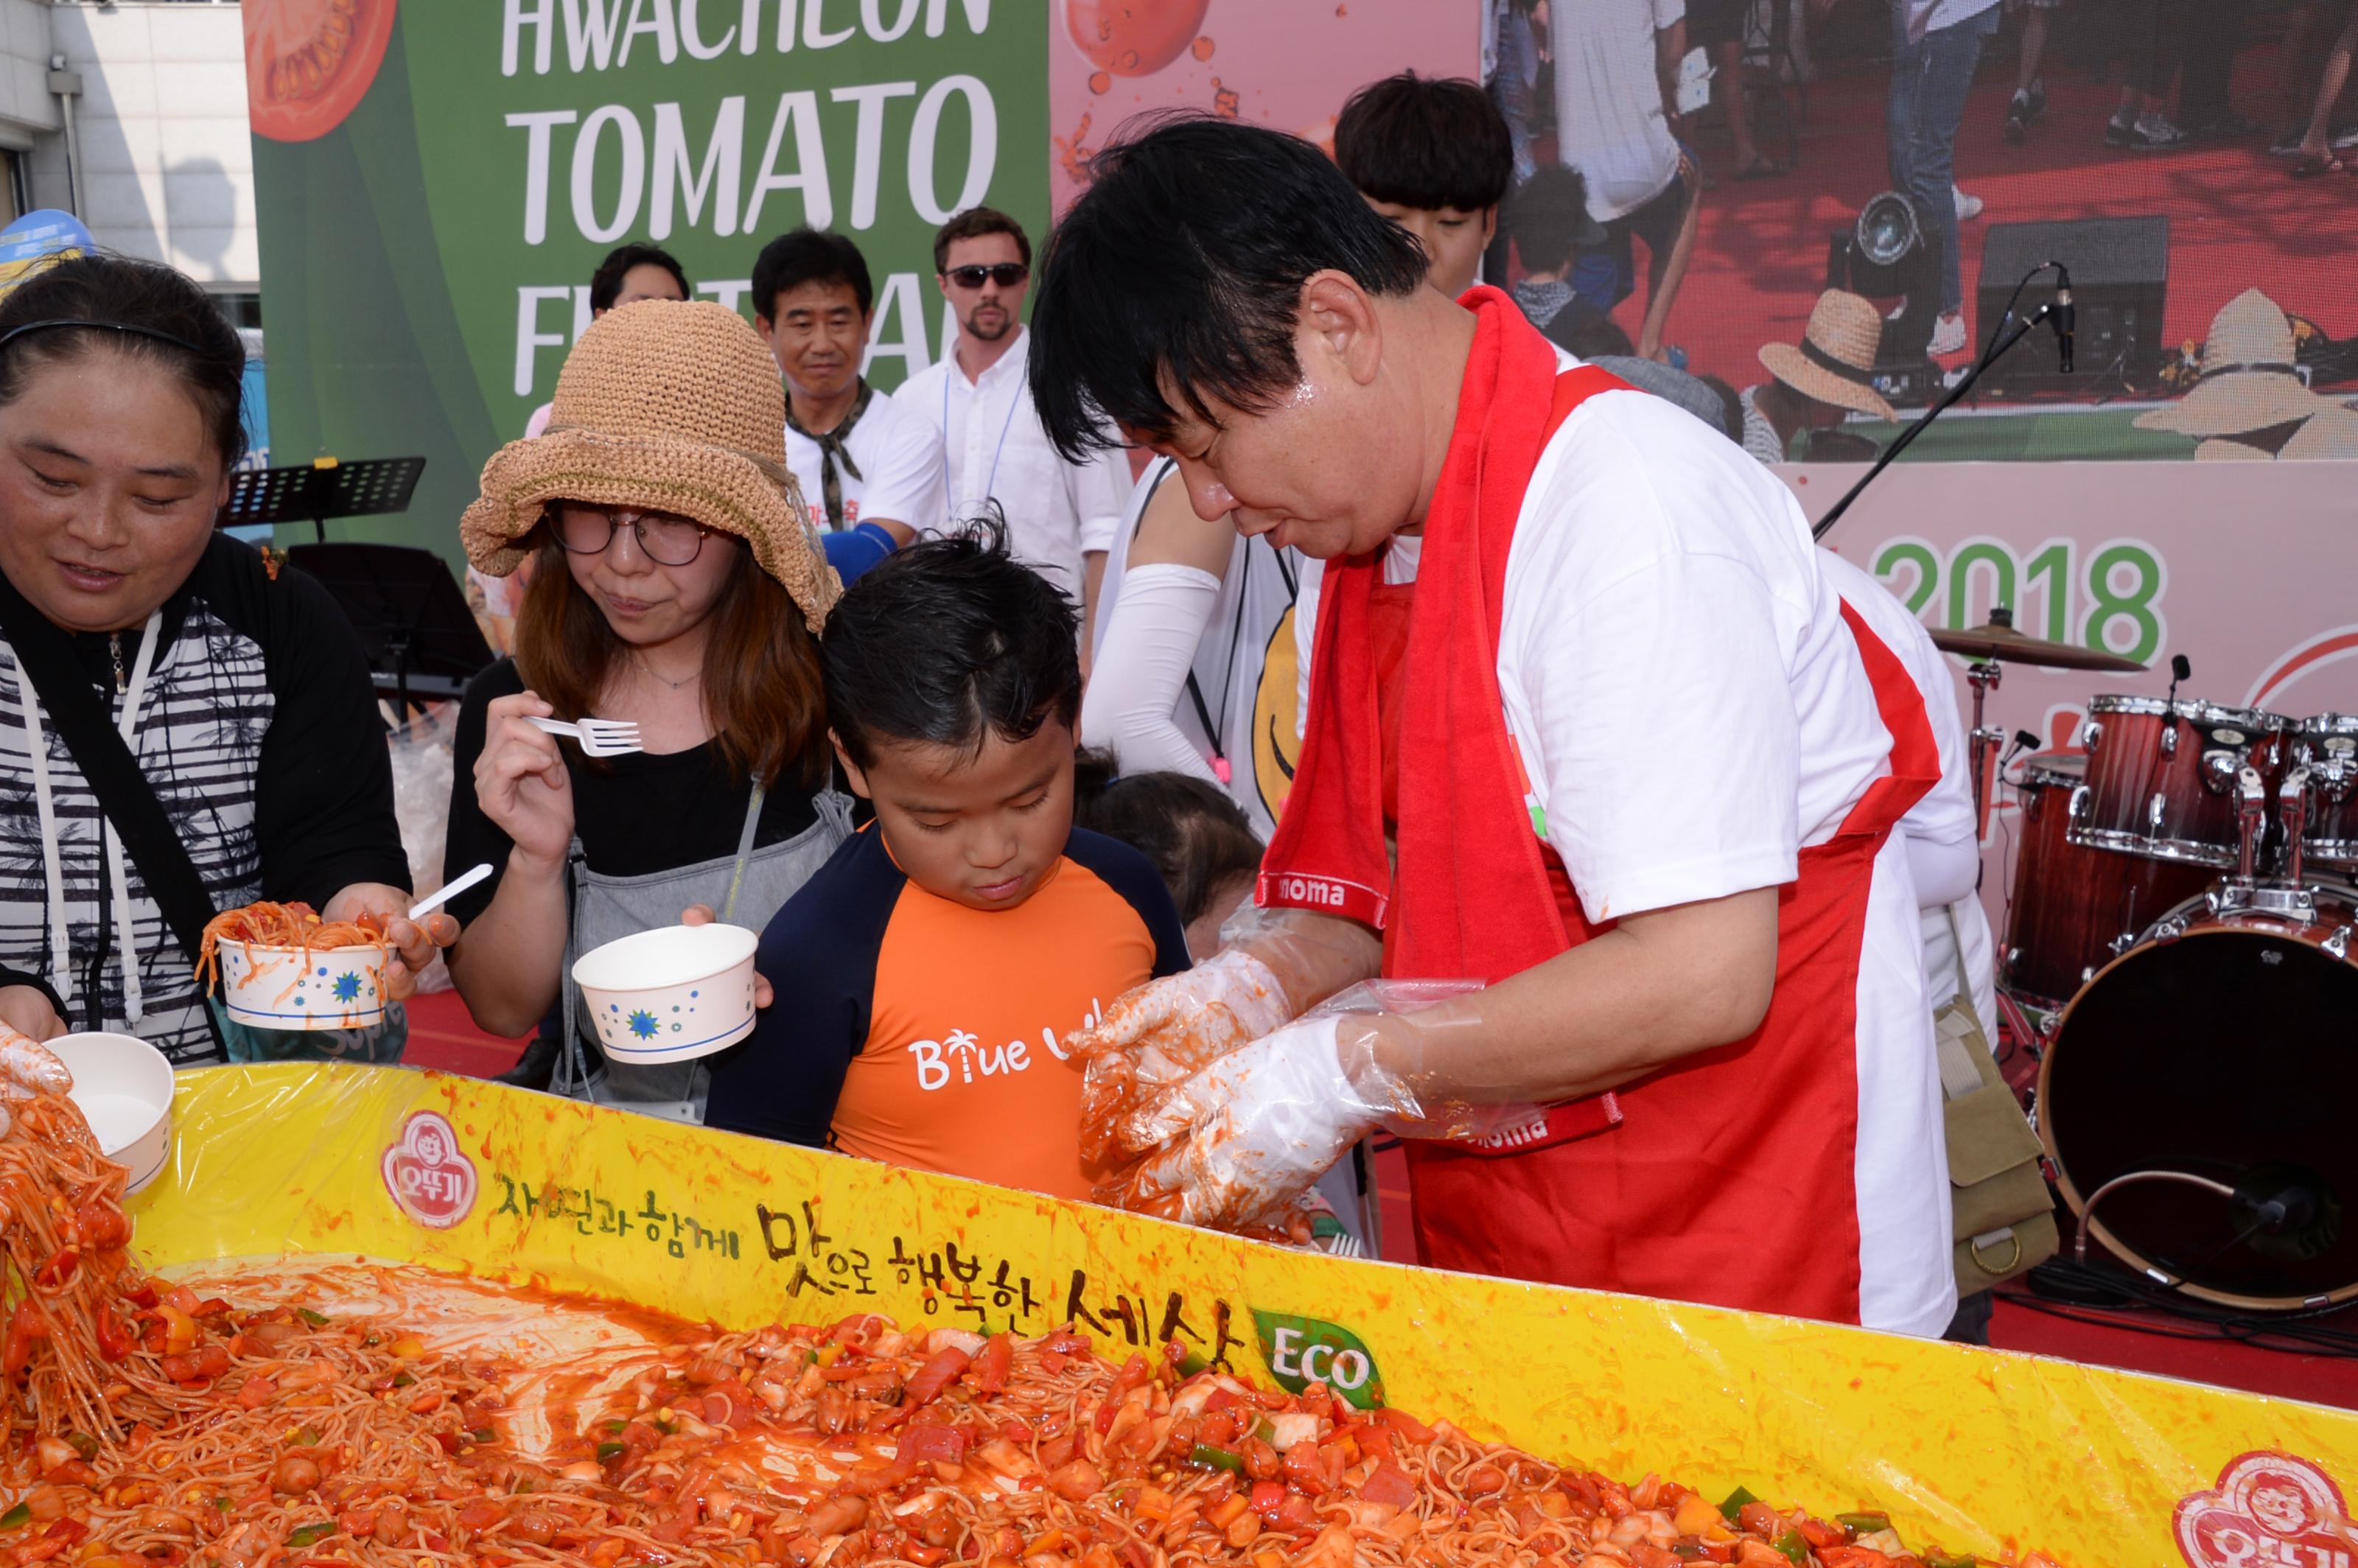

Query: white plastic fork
[525,715,645,757]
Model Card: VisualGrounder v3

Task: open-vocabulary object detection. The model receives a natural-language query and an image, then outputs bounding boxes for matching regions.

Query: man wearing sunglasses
[901,208,1130,653]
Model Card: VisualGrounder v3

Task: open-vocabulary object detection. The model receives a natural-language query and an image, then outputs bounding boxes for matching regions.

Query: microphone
[2166,654,2190,707]
[2051,265,2075,373]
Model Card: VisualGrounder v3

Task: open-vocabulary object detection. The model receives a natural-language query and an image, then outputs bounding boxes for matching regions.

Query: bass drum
[2041,887,2358,1309]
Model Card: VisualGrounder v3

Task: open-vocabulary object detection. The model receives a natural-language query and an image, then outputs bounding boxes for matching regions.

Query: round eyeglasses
[553,504,715,566]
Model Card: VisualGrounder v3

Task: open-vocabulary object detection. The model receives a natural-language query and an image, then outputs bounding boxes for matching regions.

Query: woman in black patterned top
[0,255,441,1064]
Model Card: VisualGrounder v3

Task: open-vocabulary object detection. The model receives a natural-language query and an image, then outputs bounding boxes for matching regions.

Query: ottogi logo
[1250,1309,1385,1410]
[2175,1452,2351,1568]
[380,1110,478,1231]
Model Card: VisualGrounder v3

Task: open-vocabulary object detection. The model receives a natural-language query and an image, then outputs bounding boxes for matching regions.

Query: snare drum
[2074,696,2287,868]
[2041,883,2358,1309]
[2292,714,2358,872]
[2003,752,2213,1006]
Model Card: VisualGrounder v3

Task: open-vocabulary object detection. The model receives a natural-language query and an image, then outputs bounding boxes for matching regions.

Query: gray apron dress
[553,785,852,1123]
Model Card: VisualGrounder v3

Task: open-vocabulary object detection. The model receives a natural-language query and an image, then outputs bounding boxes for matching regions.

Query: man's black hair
[751,228,874,323]
[1509,164,1598,276]
[822,517,1081,771]
[1028,115,1427,461]
[1334,72,1513,214]
[589,242,690,312]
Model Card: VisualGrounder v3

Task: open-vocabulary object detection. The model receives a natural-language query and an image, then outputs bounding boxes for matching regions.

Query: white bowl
[217,940,391,1031]
[573,923,760,1065]
[50,1032,173,1195]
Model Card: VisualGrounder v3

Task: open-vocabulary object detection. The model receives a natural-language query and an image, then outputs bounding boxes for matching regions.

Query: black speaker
[1976,217,2169,391]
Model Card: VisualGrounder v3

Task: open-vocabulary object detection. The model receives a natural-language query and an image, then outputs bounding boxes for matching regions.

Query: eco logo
[1250,1310,1384,1410]
[381,1110,479,1231]
[2175,1451,2351,1568]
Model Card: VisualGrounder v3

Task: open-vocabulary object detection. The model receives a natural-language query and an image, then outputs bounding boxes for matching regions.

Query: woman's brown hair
[514,529,827,789]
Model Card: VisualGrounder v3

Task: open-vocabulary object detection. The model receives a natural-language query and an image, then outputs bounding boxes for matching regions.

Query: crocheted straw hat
[1757,290,1898,424]
[2134,289,2330,440]
[461,298,839,631]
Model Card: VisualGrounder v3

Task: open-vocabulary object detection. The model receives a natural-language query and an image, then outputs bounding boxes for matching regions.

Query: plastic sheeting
[134,1063,2358,1568]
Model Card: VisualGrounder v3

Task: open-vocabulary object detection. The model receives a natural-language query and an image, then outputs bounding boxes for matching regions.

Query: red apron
[1260,296,1939,1323]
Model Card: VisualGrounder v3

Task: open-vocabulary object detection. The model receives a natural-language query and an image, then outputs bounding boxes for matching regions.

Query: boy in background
[706,528,1189,1200]
[1334,71,1514,298]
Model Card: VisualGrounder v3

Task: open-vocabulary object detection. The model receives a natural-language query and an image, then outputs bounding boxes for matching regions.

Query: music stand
[285,544,494,715]
[218,456,425,543]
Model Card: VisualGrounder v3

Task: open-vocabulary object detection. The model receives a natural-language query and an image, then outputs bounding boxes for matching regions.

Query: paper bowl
[573,923,760,1065]
[217,940,392,1031]
[50,1032,174,1195]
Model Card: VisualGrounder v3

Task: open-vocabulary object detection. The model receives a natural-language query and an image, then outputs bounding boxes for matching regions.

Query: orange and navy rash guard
[706,826,1189,1201]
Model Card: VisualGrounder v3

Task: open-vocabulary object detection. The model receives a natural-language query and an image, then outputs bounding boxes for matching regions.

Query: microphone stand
[1813,298,2066,542]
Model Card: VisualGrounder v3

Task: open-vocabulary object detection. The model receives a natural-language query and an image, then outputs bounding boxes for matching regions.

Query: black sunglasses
[945,263,1029,290]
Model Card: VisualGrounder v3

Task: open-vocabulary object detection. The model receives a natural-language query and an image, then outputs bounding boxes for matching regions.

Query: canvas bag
[1935,906,2059,1289]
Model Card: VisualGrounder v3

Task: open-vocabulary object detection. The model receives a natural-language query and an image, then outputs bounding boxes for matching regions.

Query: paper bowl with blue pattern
[217,940,392,1031]
[573,923,760,1065]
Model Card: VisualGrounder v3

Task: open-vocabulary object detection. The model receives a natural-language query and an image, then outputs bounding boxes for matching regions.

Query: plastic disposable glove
[0,1025,72,1140]
[1095,1015,1385,1232]
[1071,948,1295,1164]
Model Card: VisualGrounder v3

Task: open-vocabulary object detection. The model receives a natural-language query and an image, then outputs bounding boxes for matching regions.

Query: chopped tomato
[899,1424,968,1465]
[700,1380,761,1431]
[33,1247,78,1291]
[1819,1550,1897,1568]
[1377,1407,1435,1444]
[999,1420,1032,1446]
[903,1348,971,1407]
[1360,1461,1417,1511]
[1799,1518,1847,1550]
[1248,1481,1287,1525]
[456,1499,507,1532]
[74,1200,127,1252]
[970,1333,1014,1394]
[1204,1387,1242,1413]
[839,1457,920,1496]
[4,1301,51,1379]
[1274,1491,1319,1534]
[1042,1329,1092,1355]
[94,1311,138,1364]
[1111,1354,1152,1397]
[120,1281,160,1310]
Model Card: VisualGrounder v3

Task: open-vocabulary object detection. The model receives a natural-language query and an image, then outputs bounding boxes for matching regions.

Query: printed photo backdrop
[1488,0,2358,462]
[247,0,1048,561]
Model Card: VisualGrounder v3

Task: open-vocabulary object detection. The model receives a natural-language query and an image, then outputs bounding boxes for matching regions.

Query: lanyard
[942,355,1027,512]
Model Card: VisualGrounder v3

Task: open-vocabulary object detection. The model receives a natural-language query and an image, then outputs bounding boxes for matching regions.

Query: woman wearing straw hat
[443,299,853,1119]
[1740,290,1900,464]
[2135,289,2335,454]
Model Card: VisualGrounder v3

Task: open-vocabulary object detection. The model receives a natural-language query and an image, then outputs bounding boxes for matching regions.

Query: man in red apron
[1029,119,1956,1337]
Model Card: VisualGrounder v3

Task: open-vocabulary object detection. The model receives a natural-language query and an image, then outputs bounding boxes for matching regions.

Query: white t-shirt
[1093,458,1304,839]
[1292,356,1953,1337]
[1553,0,1686,222]
[782,384,948,539]
[1819,550,1998,1046]
[899,329,1128,597]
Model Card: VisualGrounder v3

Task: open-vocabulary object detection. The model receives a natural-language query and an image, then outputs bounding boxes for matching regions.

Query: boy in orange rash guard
[706,525,1189,1200]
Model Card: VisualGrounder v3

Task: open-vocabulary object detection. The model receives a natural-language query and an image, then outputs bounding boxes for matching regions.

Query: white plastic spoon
[408,863,493,924]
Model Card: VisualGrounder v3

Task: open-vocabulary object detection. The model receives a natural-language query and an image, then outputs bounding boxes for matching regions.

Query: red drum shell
[2073,696,2286,869]
[2292,714,2358,872]
[2003,753,2212,1007]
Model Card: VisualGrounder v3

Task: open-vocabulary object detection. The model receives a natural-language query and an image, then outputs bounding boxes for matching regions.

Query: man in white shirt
[752,229,947,573]
[1553,0,1701,360]
[899,209,1127,634]
[1031,118,1953,1337]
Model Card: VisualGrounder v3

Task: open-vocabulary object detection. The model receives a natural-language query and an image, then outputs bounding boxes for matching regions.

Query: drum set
[1947,614,2358,1311]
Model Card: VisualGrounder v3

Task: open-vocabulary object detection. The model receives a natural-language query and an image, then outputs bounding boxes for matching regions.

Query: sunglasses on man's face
[945,263,1029,290]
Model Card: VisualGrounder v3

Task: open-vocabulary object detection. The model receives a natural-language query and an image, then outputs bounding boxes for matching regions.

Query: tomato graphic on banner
[245,0,399,143]
[2175,1452,2353,1568]
[381,1110,478,1230]
[1063,0,1212,77]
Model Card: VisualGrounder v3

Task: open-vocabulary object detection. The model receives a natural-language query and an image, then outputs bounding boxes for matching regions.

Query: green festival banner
[247,0,1045,560]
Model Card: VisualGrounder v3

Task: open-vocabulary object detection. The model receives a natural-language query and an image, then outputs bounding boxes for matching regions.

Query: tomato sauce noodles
[0,1087,2040,1568]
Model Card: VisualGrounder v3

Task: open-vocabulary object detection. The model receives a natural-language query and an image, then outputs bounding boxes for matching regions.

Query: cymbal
[1932,613,2149,672]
